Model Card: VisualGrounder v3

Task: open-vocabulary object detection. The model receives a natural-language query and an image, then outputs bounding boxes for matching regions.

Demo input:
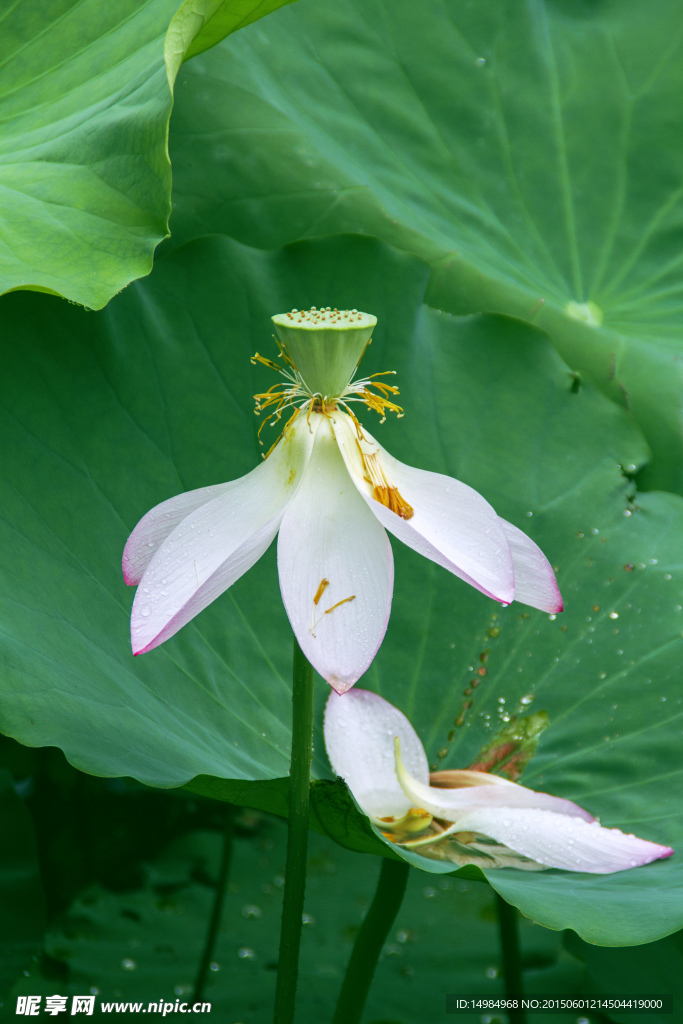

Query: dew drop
[475,56,486,66]
[121,958,137,971]
[140,605,151,617]
[241,905,262,919]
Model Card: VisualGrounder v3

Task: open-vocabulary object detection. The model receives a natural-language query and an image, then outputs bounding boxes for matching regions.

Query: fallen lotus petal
[324,688,673,872]
[124,308,562,692]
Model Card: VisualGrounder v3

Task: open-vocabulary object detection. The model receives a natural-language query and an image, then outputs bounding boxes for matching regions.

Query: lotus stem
[274,638,316,1024]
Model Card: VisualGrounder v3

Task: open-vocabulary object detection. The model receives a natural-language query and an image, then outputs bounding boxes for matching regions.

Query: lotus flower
[124,308,562,693]
[324,688,673,873]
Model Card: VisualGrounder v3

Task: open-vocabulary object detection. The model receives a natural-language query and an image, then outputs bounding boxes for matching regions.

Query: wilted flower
[324,689,673,872]
[124,308,561,692]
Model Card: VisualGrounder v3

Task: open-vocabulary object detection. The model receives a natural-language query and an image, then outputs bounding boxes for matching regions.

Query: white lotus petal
[130,420,317,654]
[452,807,674,873]
[332,412,515,604]
[278,415,393,693]
[499,518,563,613]
[324,689,429,819]
[123,482,232,585]
[396,745,594,821]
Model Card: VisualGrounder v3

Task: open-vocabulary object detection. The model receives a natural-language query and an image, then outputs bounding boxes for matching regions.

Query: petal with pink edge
[130,419,317,655]
[278,416,393,694]
[452,807,673,873]
[499,518,563,613]
[123,482,232,585]
[324,689,429,819]
[331,412,515,605]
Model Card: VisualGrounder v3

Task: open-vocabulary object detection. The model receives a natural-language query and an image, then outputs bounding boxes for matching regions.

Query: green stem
[332,857,410,1024]
[495,892,526,1024]
[274,639,316,1024]
[192,807,233,1005]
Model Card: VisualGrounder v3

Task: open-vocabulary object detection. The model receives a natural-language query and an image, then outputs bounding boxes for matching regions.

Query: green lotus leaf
[0,233,681,945]
[167,0,683,491]
[0,0,292,309]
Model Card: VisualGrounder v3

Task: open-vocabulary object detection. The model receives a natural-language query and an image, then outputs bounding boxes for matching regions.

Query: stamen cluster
[250,326,404,453]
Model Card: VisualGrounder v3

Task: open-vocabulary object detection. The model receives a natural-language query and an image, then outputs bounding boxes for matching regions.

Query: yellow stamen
[251,344,314,446]
[310,593,356,637]
[359,448,414,520]
[256,408,299,459]
[338,370,404,424]
[251,331,405,455]
[324,595,356,615]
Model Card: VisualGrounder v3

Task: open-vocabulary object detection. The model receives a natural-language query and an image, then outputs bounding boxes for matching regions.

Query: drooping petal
[499,518,563,614]
[324,689,429,819]
[396,743,594,821]
[123,483,232,585]
[278,415,393,693]
[130,419,318,655]
[331,412,515,605]
[450,806,674,873]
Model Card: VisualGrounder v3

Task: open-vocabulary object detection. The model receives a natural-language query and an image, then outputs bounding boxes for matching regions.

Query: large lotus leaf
[0,0,293,309]
[566,929,683,1024]
[12,821,583,1022]
[166,0,683,492]
[1,233,682,946]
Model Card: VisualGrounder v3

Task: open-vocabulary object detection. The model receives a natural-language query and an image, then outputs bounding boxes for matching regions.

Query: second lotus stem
[273,638,316,1024]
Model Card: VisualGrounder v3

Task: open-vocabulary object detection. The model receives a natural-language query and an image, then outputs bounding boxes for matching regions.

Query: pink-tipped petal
[123,482,232,585]
[452,807,673,873]
[130,422,316,654]
[324,689,429,819]
[332,413,515,605]
[499,518,563,613]
[278,416,393,693]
